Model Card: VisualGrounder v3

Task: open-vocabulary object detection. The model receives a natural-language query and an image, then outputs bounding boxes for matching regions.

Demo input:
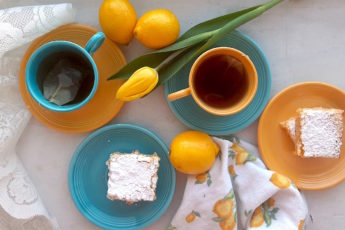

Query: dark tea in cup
[25,32,105,112]
[194,55,248,109]
[168,47,258,116]
[38,51,94,106]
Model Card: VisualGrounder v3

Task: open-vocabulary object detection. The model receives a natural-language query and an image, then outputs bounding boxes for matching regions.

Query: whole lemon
[170,131,219,175]
[134,9,180,49]
[99,0,137,45]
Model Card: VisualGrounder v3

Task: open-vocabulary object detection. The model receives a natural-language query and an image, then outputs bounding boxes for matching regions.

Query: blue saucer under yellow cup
[165,30,272,135]
[167,47,258,116]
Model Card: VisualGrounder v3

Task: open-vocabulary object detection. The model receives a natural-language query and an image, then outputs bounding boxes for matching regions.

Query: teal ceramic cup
[25,32,105,112]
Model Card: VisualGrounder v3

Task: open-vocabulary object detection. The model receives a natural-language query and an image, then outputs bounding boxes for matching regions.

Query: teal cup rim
[25,32,105,113]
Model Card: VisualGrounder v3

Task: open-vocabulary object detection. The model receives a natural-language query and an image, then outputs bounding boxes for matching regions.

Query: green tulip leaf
[177,5,260,41]
[108,0,282,84]
[200,0,282,51]
[157,41,206,85]
[108,52,171,80]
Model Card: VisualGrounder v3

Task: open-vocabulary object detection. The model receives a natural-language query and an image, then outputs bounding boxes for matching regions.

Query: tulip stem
[155,48,186,72]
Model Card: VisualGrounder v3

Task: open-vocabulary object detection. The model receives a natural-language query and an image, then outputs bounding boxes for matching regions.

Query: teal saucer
[165,30,271,135]
[68,123,176,229]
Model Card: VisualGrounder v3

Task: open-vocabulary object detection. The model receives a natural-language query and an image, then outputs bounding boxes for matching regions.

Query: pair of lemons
[99,0,180,49]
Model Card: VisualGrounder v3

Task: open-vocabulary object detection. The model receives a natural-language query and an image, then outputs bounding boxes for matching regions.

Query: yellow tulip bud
[116,67,159,101]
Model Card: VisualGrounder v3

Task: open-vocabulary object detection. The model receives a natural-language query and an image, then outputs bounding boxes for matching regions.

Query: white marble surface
[3,0,345,229]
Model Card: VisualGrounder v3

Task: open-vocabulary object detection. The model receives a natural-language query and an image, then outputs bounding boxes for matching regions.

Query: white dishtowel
[0,4,75,229]
[169,137,308,230]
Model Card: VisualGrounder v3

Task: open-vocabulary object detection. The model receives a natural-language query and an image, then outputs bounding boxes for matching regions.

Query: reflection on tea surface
[194,55,248,108]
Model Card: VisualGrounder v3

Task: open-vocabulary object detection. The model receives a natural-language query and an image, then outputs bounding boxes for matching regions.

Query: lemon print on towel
[250,206,264,228]
[195,172,212,186]
[298,219,305,230]
[228,165,237,179]
[212,189,236,230]
[185,210,201,223]
[250,198,279,228]
[270,173,291,189]
[228,143,256,165]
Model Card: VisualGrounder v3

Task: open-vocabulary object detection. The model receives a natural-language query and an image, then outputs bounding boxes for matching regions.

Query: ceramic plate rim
[164,30,272,135]
[19,23,126,134]
[258,81,345,190]
[68,123,176,229]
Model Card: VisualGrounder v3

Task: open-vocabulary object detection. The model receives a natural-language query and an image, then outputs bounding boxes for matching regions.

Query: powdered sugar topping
[300,108,343,158]
[107,151,160,202]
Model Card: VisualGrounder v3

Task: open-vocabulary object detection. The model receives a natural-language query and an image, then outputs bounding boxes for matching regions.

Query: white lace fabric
[0,4,75,229]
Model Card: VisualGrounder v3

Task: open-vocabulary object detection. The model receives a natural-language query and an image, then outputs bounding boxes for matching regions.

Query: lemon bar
[280,117,297,143]
[295,108,344,158]
[280,117,302,156]
[106,150,160,204]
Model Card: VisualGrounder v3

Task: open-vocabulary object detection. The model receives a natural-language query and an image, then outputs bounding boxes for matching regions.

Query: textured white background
[1,0,345,229]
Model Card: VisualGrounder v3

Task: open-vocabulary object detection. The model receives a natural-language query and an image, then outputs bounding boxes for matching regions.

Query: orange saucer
[19,24,126,133]
[258,82,345,190]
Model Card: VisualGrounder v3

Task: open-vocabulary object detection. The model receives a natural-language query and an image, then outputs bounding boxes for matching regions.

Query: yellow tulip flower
[116,67,159,101]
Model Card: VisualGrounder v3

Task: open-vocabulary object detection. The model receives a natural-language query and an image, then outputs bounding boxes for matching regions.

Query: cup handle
[168,88,192,101]
[85,32,105,56]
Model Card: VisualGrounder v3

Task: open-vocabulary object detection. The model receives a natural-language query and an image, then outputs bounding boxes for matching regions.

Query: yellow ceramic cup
[167,47,258,116]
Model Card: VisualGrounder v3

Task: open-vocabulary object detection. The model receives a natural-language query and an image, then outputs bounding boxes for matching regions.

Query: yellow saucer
[19,24,126,133]
[258,82,345,190]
